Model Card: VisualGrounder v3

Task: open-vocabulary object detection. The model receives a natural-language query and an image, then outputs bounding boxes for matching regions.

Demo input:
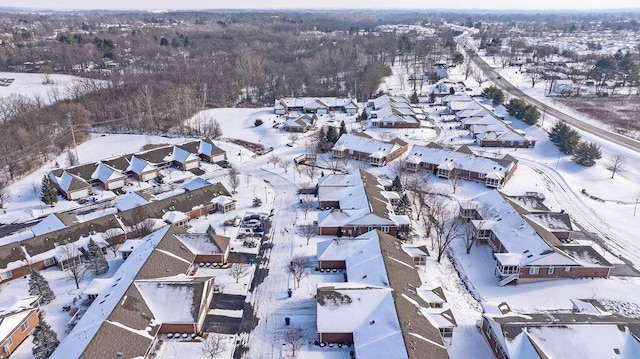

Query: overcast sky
[0,0,638,11]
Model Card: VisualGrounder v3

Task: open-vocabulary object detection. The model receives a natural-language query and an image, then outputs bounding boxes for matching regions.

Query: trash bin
[248,257,254,265]
[287,288,293,298]
[285,317,290,326]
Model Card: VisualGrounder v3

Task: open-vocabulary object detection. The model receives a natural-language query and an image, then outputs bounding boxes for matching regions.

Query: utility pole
[68,113,80,164]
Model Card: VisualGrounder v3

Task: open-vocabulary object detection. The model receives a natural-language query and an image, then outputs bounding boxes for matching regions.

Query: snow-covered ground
[0,72,98,104]
[0,55,639,359]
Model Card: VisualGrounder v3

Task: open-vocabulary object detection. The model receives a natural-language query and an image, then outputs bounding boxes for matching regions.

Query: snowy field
[0,59,639,359]
[0,72,96,104]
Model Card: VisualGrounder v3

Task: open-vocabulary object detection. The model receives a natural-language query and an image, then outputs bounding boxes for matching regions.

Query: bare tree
[299,198,315,219]
[472,68,487,87]
[323,156,344,174]
[448,166,462,194]
[288,133,299,146]
[66,150,79,167]
[281,327,306,358]
[464,56,474,80]
[218,222,228,235]
[61,244,86,289]
[288,255,312,289]
[211,119,223,139]
[405,173,431,220]
[304,164,318,183]
[0,186,11,209]
[102,228,123,257]
[200,333,227,359]
[228,263,250,283]
[428,198,464,263]
[279,161,290,173]
[299,224,316,245]
[608,154,626,179]
[130,207,155,238]
[228,167,241,194]
[31,182,41,200]
[268,154,281,169]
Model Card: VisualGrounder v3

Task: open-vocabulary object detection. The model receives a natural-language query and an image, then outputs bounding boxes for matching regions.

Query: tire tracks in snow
[520,159,640,268]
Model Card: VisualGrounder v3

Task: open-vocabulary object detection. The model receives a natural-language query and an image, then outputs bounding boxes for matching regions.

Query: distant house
[316,170,410,237]
[480,301,640,359]
[175,233,231,264]
[275,97,358,115]
[0,296,40,358]
[405,143,518,188]
[332,133,408,167]
[179,138,227,163]
[283,114,316,133]
[367,94,422,129]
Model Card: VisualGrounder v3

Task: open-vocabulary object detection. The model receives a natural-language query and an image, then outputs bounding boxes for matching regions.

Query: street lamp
[634,199,638,217]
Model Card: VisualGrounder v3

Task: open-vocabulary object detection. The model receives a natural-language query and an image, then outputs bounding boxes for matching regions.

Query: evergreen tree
[40,175,58,207]
[87,239,109,275]
[32,314,59,359]
[359,108,368,122]
[572,142,602,167]
[481,85,505,105]
[28,269,55,305]
[339,120,347,136]
[326,126,339,144]
[550,121,581,154]
[391,176,403,192]
[505,99,540,125]
[410,91,419,104]
[206,224,216,234]
[429,91,436,104]
[400,193,411,208]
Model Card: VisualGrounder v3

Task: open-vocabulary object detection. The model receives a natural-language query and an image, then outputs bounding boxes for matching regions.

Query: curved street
[458,36,640,153]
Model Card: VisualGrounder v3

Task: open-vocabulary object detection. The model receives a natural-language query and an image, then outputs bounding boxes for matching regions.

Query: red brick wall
[319,226,397,237]
[318,260,346,270]
[519,266,610,280]
[317,332,353,344]
[480,318,507,359]
[159,323,198,335]
[0,309,38,357]
[194,254,226,264]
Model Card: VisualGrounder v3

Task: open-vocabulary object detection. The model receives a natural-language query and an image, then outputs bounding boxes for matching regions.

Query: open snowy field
[0,72,96,104]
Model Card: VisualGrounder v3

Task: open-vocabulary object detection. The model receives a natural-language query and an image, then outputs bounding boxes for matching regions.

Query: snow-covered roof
[407,144,516,179]
[128,155,156,174]
[134,274,201,323]
[276,97,358,111]
[174,233,227,254]
[58,170,90,191]
[162,211,189,224]
[183,177,211,191]
[332,134,404,158]
[165,145,199,164]
[0,307,36,342]
[31,213,80,236]
[115,192,152,212]
[471,191,553,266]
[317,284,407,359]
[91,162,126,183]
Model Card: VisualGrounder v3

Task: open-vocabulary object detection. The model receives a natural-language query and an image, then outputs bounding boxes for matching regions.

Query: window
[548,267,555,275]
[528,267,540,275]
[564,266,571,272]
[20,319,29,332]
[44,257,55,267]
[3,337,12,353]
[0,271,12,280]
[477,229,492,239]
[381,226,390,233]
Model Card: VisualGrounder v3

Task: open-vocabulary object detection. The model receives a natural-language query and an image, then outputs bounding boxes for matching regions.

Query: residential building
[460,191,611,286]
[480,301,640,359]
[0,296,40,358]
[316,230,451,359]
[332,133,408,167]
[274,97,359,115]
[405,143,518,188]
[316,170,410,237]
[283,114,316,133]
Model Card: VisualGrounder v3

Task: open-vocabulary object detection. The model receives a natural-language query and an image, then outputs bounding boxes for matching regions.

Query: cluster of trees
[505,98,540,125]
[480,85,504,105]
[549,121,602,166]
[315,121,347,152]
[27,270,60,357]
